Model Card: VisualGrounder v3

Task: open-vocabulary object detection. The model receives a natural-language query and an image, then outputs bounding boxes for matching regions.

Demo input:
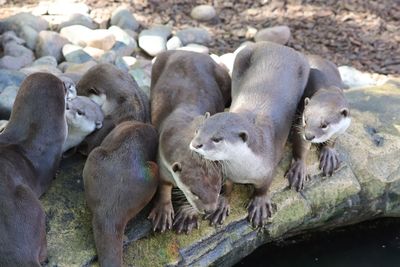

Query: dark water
[236,218,400,267]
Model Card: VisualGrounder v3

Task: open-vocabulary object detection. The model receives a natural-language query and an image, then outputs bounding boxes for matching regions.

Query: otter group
[0,41,350,266]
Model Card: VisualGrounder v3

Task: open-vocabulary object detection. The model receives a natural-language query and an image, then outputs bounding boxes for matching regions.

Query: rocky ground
[1,0,399,75]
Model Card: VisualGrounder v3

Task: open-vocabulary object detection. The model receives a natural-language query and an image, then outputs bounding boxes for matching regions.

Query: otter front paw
[148,201,174,233]
[319,147,340,176]
[247,195,273,228]
[173,206,199,234]
[204,195,230,225]
[285,159,309,191]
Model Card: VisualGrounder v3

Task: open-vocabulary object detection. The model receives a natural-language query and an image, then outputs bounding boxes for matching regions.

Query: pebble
[82,47,105,60]
[254,25,291,45]
[178,43,209,54]
[62,44,94,63]
[20,64,62,76]
[190,5,217,21]
[35,31,70,62]
[109,26,137,57]
[63,60,97,75]
[176,27,212,46]
[85,29,116,51]
[166,36,183,50]
[0,85,20,118]
[129,68,151,97]
[60,25,92,47]
[59,13,99,30]
[138,25,172,56]
[115,56,138,71]
[0,31,35,70]
[99,51,117,64]
[0,69,26,94]
[111,7,140,31]
[32,56,58,67]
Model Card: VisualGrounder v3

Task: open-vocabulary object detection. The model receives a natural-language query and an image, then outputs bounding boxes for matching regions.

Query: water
[236,218,400,267]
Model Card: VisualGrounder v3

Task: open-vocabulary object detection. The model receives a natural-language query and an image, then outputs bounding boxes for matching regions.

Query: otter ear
[146,161,159,180]
[304,97,310,106]
[340,108,349,117]
[204,112,210,119]
[239,131,248,143]
[95,121,103,129]
[172,162,182,173]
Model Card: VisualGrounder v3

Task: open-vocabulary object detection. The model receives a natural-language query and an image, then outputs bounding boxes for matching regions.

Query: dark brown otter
[76,63,150,154]
[149,50,231,234]
[83,121,159,267]
[0,73,67,266]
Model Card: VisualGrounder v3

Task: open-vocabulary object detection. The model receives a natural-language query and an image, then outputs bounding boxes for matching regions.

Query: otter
[63,96,104,153]
[83,121,159,267]
[190,42,310,227]
[0,73,67,266]
[149,50,231,233]
[76,63,150,154]
[285,55,350,191]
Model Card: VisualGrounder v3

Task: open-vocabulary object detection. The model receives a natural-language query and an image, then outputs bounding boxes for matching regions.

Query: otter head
[302,88,351,143]
[169,157,221,214]
[66,96,104,133]
[190,112,250,161]
[59,75,77,100]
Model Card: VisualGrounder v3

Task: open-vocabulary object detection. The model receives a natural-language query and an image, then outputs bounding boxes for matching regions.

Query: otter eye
[89,87,98,95]
[212,137,222,143]
[321,123,329,129]
[77,110,84,116]
[195,129,199,134]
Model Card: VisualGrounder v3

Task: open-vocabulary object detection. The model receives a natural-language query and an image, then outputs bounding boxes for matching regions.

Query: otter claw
[148,202,174,232]
[173,206,199,234]
[319,147,340,176]
[204,196,230,226]
[247,195,273,228]
[286,159,308,191]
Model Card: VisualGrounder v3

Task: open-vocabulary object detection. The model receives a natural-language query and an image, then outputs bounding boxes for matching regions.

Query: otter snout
[304,132,315,141]
[190,140,203,150]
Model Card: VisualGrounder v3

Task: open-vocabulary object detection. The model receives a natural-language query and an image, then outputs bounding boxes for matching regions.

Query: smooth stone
[62,44,93,63]
[109,26,137,56]
[166,36,183,50]
[110,6,140,31]
[245,26,258,39]
[0,12,48,32]
[190,5,217,21]
[19,25,39,50]
[48,2,90,15]
[129,68,151,96]
[82,47,105,60]
[0,85,19,119]
[178,43,209,54]
[32,56,58,67]
[115,56,138,72]
[85,29,116,51]
[36,31,70,62]
[20,64,62,76]
[254,25,291,45]
[59,13,99,30]
[99,51,117,64]
[0,31,35,70]
[339,66,379,89]
[60,25,92,47]
[0,69,26,93]
[176,27,212,45]
[138,25,172,56]
[63,60,97,75]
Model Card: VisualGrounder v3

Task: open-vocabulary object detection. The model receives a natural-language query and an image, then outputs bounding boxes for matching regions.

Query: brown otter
[148,50,231,233]
[83,121,159,267]
[0,73,67,266]
[190,42,310,227]
[286,55,350,191]
[76,63,150,154]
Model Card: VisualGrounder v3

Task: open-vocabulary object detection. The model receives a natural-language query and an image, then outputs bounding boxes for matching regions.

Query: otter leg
[286,122,311,191]
[148,181,174,232]
[319,139,340,176]
[173,201,199,234]
[204,179,233,225]
[247,181,274,228]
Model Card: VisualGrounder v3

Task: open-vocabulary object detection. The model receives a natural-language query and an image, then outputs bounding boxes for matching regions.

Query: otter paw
[173,206,199,234]
[319,147,340,176]
[285,159,309,191]
[247,195,273,228]
[204,195,230,226]
[148,201,174,233]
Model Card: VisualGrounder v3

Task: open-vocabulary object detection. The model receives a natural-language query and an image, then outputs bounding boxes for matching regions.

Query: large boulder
[41,81,400,266]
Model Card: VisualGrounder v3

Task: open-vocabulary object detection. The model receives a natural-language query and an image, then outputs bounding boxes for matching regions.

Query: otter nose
[305,132,315,141]
[195,143,203,149]
[191,140,203,149]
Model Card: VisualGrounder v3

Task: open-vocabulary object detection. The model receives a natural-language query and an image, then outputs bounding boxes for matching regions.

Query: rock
[20,64,62,76]
[166,36,183,50]
[35,31,70,62]
[110,6,140,31]
[85,29,116,51]
[138,25,172,56]
[109,26,137,57]
[59,13,99,30]
[190,5,217,21]
[129,68,150,88]
[62,44,94,63]
[82,47,105,60]
[63,60,97,76]
[338,66,387,89]
[0,69,26,94]
[176,27,212,46]
[0,31,35,70]
[99,51,117,64]
[32,56,58,67]
[48,2,89,15]
[245,26,258,39]
[0,85,19,119]
[115,56,138,71]
[40,81,400,266]
[254,25,291,45]
[178,43,209,54]
[60,25,92,47]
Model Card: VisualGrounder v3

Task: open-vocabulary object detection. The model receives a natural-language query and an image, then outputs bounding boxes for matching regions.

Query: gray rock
[190,5,217,21]
[63,60,97,76]
[138,25,172,56]
[60,25,92,47]
[62,44,94,63]
[0,85,19,119]
[115,56,138,71]
[82,46,105,60]
[0,31,35,70]
[129,68,151,97]
[110,7,140,31]
[178,43,209,54]
[109,26,137,57]
[0,12,48,33]
[48,2,90,15]
[19,25,39,50]
[35,31,70,62]
[99,51,117,64]
[59,13,99,30]
[32,56,58,67]
[20,64,62,76]
[254,25,291,45]
[0,69,26,94]
[85,29,116,51]
[176,27,212,46]
[166,36,182,50]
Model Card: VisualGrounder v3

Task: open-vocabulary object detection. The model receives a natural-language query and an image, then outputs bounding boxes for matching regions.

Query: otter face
[170,160,221,214]
[59,76,77,100]
[65,96,104,133]
[302,96,350,143]
[190,113,249,161]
